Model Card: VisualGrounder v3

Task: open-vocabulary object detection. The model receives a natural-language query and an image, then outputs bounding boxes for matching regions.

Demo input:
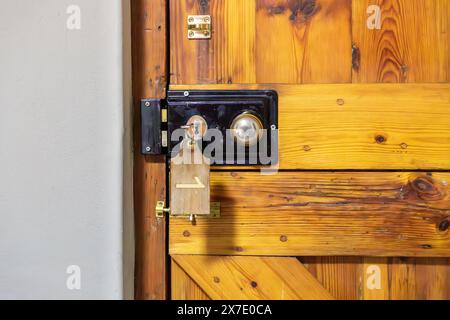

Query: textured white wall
[0,0,133,299]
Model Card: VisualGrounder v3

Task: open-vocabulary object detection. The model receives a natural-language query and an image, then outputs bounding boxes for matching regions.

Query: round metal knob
[230,113,264,147]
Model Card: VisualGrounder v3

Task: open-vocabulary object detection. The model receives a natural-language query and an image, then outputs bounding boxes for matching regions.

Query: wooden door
[168,0,450,300]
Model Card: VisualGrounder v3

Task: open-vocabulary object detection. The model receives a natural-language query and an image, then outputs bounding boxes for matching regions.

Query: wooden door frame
[131,0,168,300]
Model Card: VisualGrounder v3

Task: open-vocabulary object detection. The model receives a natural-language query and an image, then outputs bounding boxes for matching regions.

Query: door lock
[143,90,278,221]
[141,90,278,166]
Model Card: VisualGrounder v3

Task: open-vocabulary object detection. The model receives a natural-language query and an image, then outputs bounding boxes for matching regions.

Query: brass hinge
[155,201,220,219]
[187,15,211,39]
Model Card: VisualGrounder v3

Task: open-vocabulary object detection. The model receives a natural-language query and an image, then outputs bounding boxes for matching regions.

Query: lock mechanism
[142,90,278,220]
[141,90,278,165]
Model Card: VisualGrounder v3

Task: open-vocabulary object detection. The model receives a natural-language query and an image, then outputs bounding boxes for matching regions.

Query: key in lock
[170,116,210,220]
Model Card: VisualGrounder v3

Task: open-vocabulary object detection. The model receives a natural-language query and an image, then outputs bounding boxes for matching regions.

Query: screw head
[188,31,195,38]
[204,16,210,23]
[184,91,189,97]
[145,147,151,152]
[144,101,151,107]
[188,17,194,23]
[271,125,277,130]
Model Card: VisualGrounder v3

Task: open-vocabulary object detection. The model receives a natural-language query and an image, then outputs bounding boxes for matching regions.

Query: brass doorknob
[230,112,264,147]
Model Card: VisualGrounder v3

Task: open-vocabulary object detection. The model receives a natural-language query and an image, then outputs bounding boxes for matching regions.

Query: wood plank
[304,257,450,300]
[352,0,450,301]
[255,0,352,83]
[170,0,351,84]
[171,260,211,300]
[389,257,450,300]
[415,258,449,300]
[170,171,450,257]
[172,255,335,300]
[390,257,417,300]
[352,0,450,83]
[301,257,362,300]
[170,83,450,170]
[132,0,168,300]
[133,0,168,99]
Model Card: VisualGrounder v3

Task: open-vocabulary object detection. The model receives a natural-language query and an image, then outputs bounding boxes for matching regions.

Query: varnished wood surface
[301,257,362,300]
[171,261,211,300]
[353,0,450,83]
[167,0,450,300]
[172,255,334,300]
[132,0,168,300]
[170,0,449,85]
[302,257,449,300]
[170,0,352,84]
[171,83,450,170]
[133,0,168,98]
[170,171,450,257]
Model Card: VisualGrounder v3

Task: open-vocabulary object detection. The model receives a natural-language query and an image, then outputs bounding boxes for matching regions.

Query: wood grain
[352,0,450,300]
[172,260,211,300]
[352,0,450,83]
[133,0,168,99]
[390,258,417,300]
[170,171,450,257]
[302,257,362,300]
[389,257,450,300]
[415,258,449,299]
[304,257,450,299]
[172,255,335,300]
[171,83,450,170]
[170,0,352,84]
[255,0,352,83]
[168,0,450,300]
[132,0,168,300]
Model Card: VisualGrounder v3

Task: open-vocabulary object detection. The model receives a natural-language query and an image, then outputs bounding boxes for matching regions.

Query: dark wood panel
[132,0,168,300]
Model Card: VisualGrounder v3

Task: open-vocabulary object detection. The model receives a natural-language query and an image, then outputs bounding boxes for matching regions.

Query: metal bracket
[141,99,167,155]
[155,201,221,219]
[187,15,211,39]
[155,201,170,218]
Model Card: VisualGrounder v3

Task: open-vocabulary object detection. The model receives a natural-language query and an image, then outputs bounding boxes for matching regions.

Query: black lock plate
[167,90,278,165]
[141,99,163,155]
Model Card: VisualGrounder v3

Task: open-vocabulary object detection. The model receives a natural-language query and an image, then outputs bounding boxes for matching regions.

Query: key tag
[170,116,210,220]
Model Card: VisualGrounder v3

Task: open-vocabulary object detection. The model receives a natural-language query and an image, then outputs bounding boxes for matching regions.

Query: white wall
[0,0,134,299]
